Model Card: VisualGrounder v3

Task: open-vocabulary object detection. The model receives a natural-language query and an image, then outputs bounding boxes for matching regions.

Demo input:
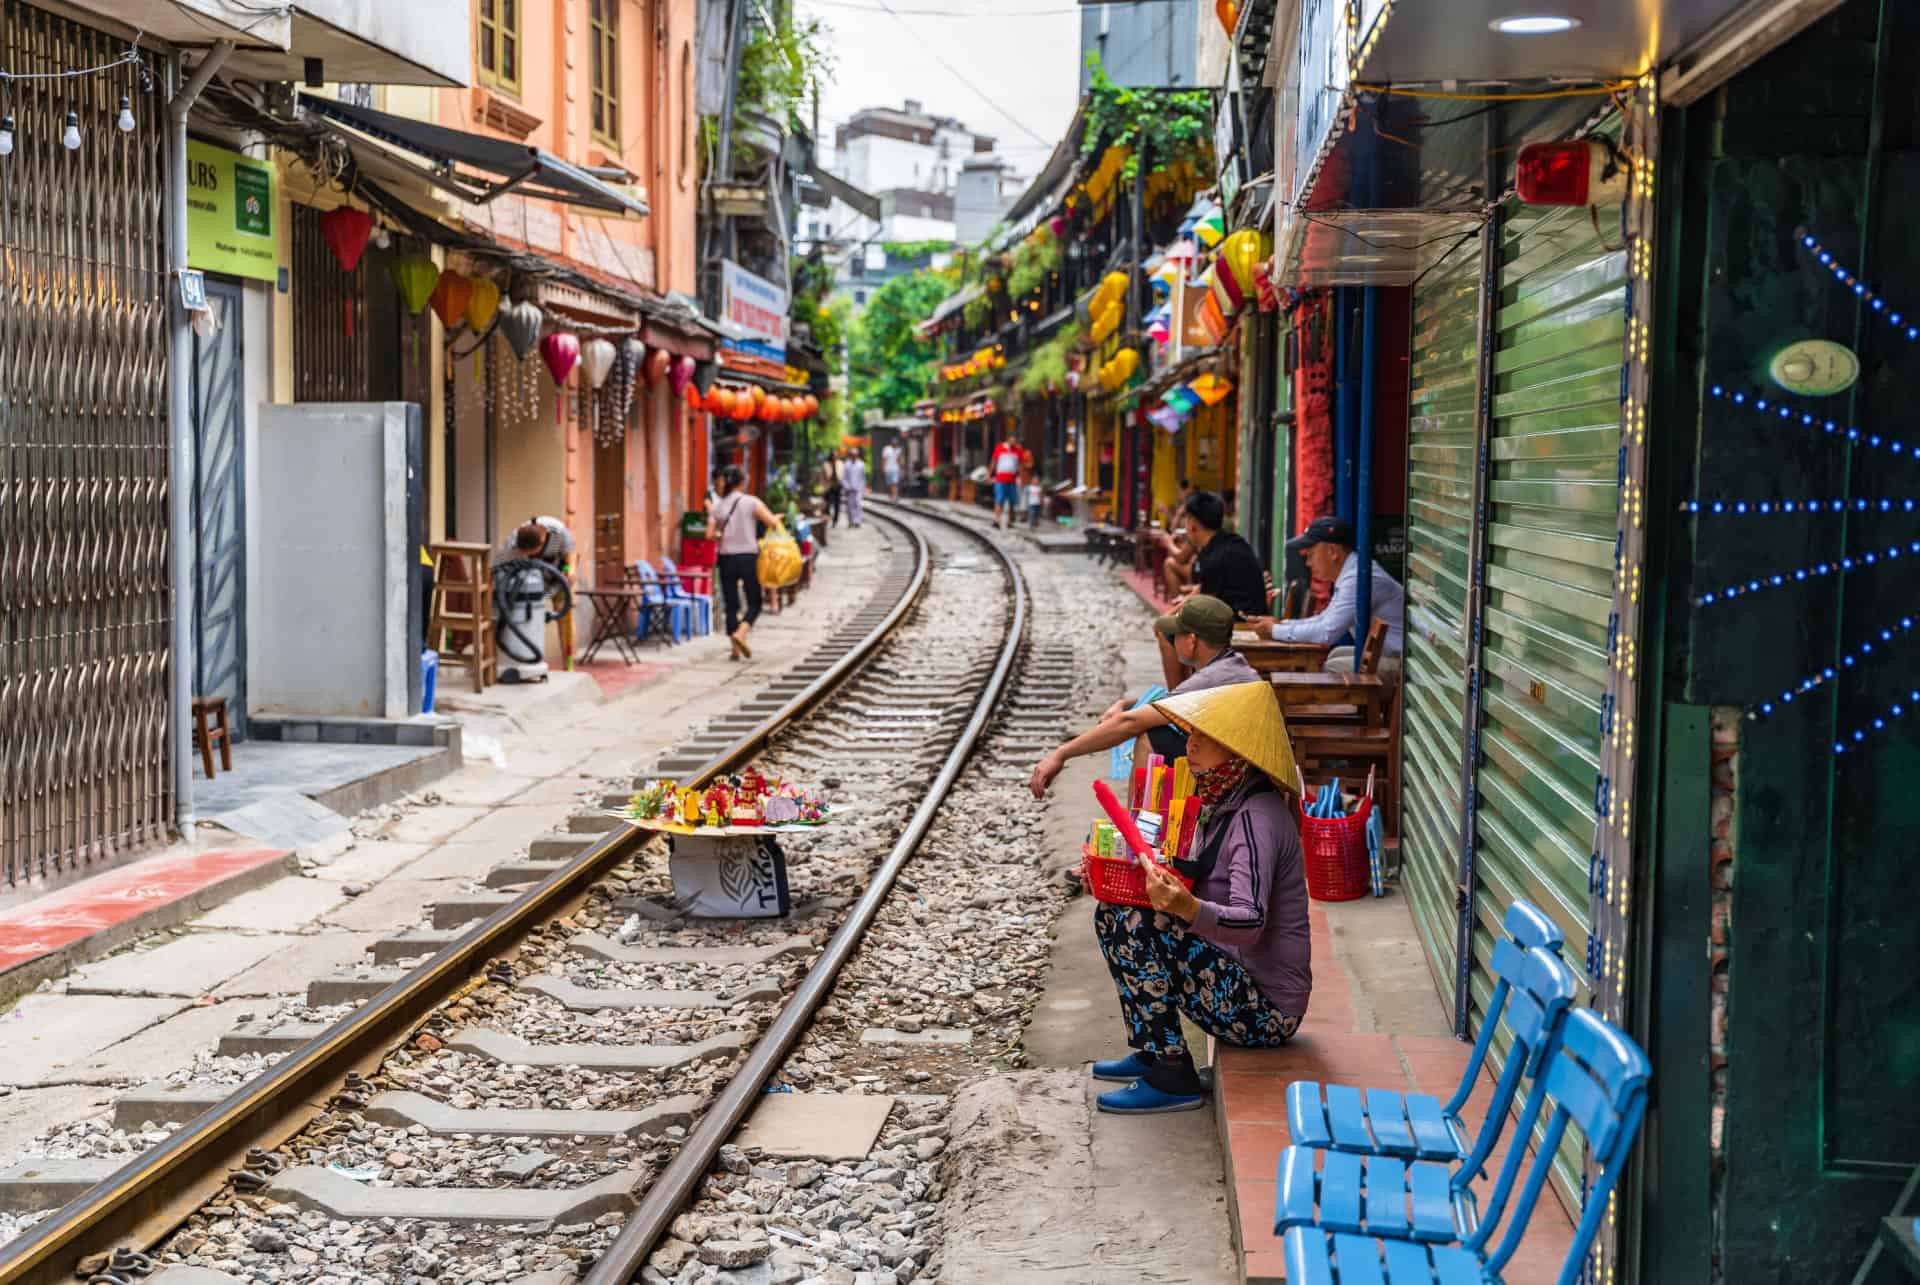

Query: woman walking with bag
[708,466,785,660]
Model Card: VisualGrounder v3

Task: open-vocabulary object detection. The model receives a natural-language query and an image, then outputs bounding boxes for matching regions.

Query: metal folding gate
[1398,233,1485,1030]
[0,2,172,887]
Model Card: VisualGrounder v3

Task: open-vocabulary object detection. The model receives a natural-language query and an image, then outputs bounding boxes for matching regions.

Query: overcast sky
[793,0,1084,184]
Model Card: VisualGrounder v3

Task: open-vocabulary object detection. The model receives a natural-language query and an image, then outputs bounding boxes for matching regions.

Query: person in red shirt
[989,434,1027,529]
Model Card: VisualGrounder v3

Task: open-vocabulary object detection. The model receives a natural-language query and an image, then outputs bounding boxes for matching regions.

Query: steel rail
[583,499,1029,1284]
[0,511,935,1285]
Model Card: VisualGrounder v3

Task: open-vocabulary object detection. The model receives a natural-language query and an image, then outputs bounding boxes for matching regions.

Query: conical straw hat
[1151,680,1299,792]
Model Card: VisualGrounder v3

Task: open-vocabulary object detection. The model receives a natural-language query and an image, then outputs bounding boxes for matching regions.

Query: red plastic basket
[1300,795,1373,901]
[1081,844,1195,908]
[680,535,718,568]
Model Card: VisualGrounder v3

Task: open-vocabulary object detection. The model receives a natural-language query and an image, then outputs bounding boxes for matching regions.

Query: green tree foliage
[736,13,834,134]
[1082,51,1213,182]
[849,269,954,422]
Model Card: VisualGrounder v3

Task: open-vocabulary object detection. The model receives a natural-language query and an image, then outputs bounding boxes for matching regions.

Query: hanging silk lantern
[747,385,767,414]
[318,206,373,273]
[803,394,820,418]
[500,300,543,359]
[706,387,731,419]
[644,347,671,387]
[429,271,472,330]
[390,252,440,315]
[1211,229,1271,317]
[465,276,502,332]
[670,354,695,397]
[757,396,778,423]
[582,338,617,390]
[540,331,580,386]
[685,386,704,412]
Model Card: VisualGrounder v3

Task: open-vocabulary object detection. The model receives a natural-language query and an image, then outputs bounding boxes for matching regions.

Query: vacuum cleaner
[494,558,572,683]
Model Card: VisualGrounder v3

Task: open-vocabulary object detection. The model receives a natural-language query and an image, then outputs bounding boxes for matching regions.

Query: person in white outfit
[842,449,868,527]
[881,440,903,500]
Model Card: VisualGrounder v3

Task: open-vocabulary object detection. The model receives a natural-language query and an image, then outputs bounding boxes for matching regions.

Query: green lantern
[390,252,440,315]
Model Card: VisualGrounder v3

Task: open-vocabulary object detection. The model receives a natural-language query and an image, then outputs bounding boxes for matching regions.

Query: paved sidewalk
[0,524,891,1160]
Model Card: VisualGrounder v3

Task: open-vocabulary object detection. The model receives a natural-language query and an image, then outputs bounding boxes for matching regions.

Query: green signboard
[186,138,278,282]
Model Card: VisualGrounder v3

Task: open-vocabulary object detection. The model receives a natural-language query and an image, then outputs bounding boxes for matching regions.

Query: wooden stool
[192,697,233,779]
[429,542,497,692]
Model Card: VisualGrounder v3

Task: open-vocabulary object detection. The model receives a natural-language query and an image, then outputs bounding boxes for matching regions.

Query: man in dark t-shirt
[1158,490,1266,687]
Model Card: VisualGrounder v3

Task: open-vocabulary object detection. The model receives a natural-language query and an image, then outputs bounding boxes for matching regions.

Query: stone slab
[0,994,189,1086]
[517,975,733,1011]
[152,1271,253,1285]
[447,804,579,851]
[217,1022,329,1057]
[730,1093,895,1162]
[54,999,258,1084]
[365,1090,698,1139]
[529,832,599,860]
[312,841,435,885]
[374,804,492,846]
[446,1027,748,1070]
[212,931,387,998]
[308,968,408,1007]
[860,1027,973,1047]
[0,1156,119,1212]
[569,932,811,968]
[64,932,298,997]
[115,1081,231,1129]
[0,1084,114,1161]
[207,791,352,859]
[483,859,569,889]
[369,927,462,964]
[266,1164,643,1227]
[194,877,350,933]
[325,879,476,933]
[429,891,520,929]
[429,765,538,808]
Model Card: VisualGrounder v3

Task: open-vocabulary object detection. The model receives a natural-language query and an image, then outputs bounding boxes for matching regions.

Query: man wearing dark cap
[1156,489,1267,688]
[1030,595,1259,797]
[1255,515,1405,674]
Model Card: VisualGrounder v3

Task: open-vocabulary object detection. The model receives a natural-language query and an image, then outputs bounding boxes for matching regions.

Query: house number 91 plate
[1768,339,1859,397]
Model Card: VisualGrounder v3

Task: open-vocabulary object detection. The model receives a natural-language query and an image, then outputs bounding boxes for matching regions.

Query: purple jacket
[1186,778,1313,1016]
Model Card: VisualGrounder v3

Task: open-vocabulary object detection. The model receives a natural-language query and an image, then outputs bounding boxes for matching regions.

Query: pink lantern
[540,331,580,386]
[670,354,695,397]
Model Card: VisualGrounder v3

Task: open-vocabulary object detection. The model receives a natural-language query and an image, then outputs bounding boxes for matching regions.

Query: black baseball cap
[1286,516,1355,552]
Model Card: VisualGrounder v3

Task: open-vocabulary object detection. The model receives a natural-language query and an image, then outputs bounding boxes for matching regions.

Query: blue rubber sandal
[1091,1051,1155,1083]
[1096,1079,1209,1114]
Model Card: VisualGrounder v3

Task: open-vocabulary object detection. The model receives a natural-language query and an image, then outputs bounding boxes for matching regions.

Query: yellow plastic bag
[757,532,802,588]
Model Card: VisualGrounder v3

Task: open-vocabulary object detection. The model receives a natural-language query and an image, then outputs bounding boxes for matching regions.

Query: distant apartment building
[801,100,1021,304]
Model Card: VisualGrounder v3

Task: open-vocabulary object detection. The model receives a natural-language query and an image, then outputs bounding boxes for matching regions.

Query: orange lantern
[748,385,768,413]
[685,385,704,412]
[804,394,820,417]
[644,348,671,386]
[713,387,738,419]
[429,271,472,330]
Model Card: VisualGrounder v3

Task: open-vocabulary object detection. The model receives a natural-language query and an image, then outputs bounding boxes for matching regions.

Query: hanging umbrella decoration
[500,300,543,360]
[540,331,580,427]
[318,206,372,336]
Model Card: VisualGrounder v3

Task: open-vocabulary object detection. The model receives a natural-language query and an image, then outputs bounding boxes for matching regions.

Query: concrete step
[266,1164,643,1228]
[568,931,810,968]
[517,975,781,1011]
[364,1090,697,1139]
[446,1027,748,1070]
[0,1157,118,1212]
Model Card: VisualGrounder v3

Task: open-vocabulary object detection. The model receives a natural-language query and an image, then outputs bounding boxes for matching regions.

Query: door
[192,280,248,740]
[1399,232,1485,1028]
[594,432,627,587]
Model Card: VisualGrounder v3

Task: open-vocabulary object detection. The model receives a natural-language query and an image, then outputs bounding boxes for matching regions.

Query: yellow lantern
[465,276,502,332]
[1211,229,1272,317]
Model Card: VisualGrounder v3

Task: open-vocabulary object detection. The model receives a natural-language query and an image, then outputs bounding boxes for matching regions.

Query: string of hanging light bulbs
[0,37,151,157]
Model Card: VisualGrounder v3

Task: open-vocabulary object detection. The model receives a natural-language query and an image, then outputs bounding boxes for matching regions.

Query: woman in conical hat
[1090,680,1313,1114]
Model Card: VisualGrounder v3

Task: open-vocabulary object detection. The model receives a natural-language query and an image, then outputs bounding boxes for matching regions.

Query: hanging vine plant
[1081,51,1214,183]
[1007,227,1062,301]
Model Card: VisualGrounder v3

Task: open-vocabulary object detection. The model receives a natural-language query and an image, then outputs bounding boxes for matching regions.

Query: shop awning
[304,94,649,219]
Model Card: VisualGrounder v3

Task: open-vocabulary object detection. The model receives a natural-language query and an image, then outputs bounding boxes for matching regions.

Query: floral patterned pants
[1093,902,1302,1057]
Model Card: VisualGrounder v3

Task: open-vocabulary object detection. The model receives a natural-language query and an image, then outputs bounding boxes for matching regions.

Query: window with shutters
[592,0,620,147]
[477,0,520,93]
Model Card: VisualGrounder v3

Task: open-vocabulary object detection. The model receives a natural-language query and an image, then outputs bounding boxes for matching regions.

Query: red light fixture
[1516,140,1626,207]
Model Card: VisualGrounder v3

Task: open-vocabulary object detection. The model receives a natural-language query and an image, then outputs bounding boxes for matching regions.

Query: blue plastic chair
[1279,1007,1651,1285]
[1286,900,1566,1164]
[629,561,691,644]
[1274,945,1577,1244]
[659,556,713,636]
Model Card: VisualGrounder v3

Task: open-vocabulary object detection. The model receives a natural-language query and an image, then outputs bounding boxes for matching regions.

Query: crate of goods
[1082,763,1202,908]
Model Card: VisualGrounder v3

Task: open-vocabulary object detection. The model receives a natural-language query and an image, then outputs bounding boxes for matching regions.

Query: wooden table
[1267,671,1394,728]
[1232,631,1331,675]
[579,588,649,665]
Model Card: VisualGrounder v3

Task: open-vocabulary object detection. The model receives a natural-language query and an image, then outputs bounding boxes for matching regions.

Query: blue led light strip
[1694,538,1920,606]
[1682,497,1920,516]
[1747,612,1918,720]
[1706,383,1912,458]
[1800,231,1920,341]
[1831,687,1920,756]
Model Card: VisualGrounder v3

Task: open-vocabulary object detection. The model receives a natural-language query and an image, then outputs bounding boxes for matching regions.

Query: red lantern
[685,385,704,412]
[803,394,820,417]
[318,206,373,273]
[644,348,672,386]
[706,387,730,418]
[757,397,777,423]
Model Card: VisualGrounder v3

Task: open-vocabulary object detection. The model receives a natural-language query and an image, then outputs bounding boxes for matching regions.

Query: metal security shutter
[1399,234,1484,1027]
[1473,196,1626,1199]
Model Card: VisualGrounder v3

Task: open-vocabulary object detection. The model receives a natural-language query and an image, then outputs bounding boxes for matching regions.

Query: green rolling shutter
[1399,234,1485,1027]
[1472,195,1627,1201]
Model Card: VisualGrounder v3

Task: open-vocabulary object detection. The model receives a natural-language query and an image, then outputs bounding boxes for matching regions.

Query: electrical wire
[1352,80,1635,102]
[805,0,1093,14]
[868,0,1057,150]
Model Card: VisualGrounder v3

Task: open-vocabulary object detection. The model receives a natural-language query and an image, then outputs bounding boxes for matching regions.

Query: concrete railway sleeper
[0,502,1037,1285]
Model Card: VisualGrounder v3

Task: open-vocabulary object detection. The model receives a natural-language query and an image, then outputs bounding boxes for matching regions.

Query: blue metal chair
[1279,1007,1651,1285]
[1274,945,1577,1244]
[628,561,690,644]
[659,556,713,636]
[1286,900,1566,1164]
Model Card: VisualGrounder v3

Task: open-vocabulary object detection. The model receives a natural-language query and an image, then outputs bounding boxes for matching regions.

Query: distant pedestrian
[843,449,868,527]
[819,455,843,527]
[1025,479,1045,529]
[708,466,786,661]
[882,439,903,501]
[989,433,1026,529]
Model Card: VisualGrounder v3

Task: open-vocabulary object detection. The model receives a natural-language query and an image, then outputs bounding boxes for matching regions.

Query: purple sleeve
[1188,803,1280,947]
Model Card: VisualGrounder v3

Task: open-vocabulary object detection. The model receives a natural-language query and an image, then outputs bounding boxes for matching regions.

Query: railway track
[0,501,1060,1285]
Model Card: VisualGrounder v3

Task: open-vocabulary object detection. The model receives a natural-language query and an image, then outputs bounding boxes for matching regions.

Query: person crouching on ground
[1089,679,1311,1114]
[708,465,786,660]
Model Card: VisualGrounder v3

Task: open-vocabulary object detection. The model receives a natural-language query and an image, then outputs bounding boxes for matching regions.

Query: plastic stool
[421,649,439,714]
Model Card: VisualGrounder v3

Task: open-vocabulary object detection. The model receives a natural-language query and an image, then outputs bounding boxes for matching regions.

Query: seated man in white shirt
[1250,516,1405,675]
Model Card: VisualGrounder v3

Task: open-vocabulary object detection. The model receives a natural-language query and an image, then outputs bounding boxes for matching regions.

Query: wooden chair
[429,542,497,692]
[192,696,233,779]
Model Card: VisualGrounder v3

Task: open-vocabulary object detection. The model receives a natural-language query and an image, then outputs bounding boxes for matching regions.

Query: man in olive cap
[1030,595,1259,797]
